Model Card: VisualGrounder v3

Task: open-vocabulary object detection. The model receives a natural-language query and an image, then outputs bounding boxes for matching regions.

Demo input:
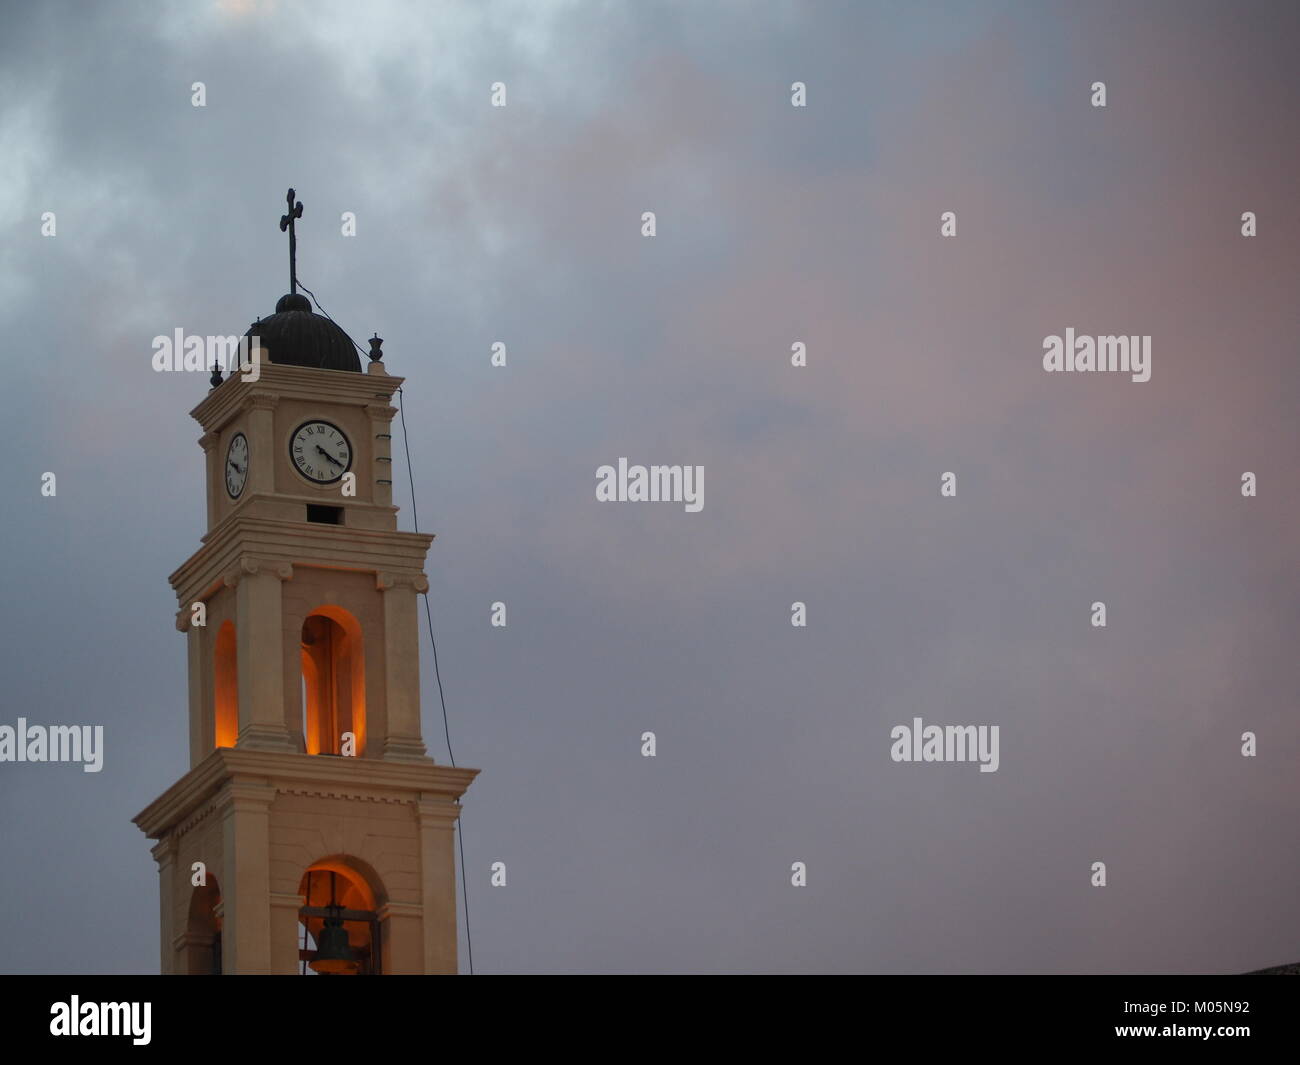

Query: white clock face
[290,420,352,484]
[225,433,249,498]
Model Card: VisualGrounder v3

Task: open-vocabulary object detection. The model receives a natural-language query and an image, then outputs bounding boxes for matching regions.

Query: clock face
[290,420,352,484]
[225,433,249,498]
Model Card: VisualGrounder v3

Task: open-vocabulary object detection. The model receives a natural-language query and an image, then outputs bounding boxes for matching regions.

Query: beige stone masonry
[135,748,477,974]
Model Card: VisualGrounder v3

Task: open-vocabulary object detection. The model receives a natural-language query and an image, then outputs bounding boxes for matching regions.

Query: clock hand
[315,445,343,467]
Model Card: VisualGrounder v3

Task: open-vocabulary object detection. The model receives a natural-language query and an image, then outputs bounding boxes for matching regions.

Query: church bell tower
[134,190,477,974]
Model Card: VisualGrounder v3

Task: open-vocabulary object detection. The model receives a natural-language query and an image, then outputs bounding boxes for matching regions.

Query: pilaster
[217,779,277,974]
[270,891,304,974]
[228,558,296,752]
[199,430,219,531]
[365,402,397,510]
[151,836,179,974]
[246,392,279,502]
[184,619,208,768]
[417,797,463,973]
[378,571,430,761]
[377,900,423,975]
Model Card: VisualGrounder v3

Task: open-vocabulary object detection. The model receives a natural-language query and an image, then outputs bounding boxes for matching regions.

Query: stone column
[218,779,276,974]
[229,559,295,751]
[151,836,178,974]
[199,430,219,530]
[269,891,304,974]
[246,393,278,498]
[177,608,209,769]
[365,402,397,510]
[378,571,429,761]
[377,900,424,975]
[417,797,461,974]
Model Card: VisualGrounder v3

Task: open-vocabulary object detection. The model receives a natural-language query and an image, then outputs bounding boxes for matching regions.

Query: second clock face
[290,420,352,484]
[225,432,249,498]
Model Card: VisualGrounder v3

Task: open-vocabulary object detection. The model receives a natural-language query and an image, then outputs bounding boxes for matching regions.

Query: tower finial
[279,187,304,295]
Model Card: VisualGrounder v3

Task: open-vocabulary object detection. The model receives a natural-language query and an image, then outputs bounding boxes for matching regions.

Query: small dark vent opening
[307,504,343,525]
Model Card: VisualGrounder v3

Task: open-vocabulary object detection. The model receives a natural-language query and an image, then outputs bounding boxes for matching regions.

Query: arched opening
[300,606,365,756]
[297,858,382,975]
[186,878,222,975]
[213,621,238,749]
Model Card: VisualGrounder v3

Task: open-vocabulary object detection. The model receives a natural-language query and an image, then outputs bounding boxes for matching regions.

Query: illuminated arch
[185,877,222,975]
[297,856,385,975]
[213,621,238,749]
[300,605,366,756]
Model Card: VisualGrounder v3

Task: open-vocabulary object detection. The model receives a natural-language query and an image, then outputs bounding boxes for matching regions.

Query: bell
[310,910,359,974]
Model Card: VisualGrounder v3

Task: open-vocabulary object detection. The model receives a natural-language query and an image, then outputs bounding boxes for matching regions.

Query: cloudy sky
[0,0,1296,974]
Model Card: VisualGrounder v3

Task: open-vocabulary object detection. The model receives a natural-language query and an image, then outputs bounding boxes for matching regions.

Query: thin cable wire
[398,387,458,768]
[296,280,368,363]
[453,806,474,973]
[396,384,474,976]
[300,276,452,762]
[299,280,475,974]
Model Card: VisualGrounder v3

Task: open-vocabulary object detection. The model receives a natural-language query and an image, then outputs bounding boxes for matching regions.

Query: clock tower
[134,191,477,974]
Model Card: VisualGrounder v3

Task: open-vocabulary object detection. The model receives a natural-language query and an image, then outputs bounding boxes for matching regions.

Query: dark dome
[245,293,361,372]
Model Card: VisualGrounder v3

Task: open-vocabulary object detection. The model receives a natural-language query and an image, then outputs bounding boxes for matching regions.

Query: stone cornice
[151,837,178,865]
[375,571,430,593]
[416,797,465,830]
[280,786,409,804]
[192,363,405,436]
[215,779,278,817]
[174,798,220,838]
[221,556,295,590]
[133,748,478,840]
[168,514,433,605]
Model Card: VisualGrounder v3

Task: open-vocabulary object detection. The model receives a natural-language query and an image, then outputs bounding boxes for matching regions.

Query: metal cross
[279,188,304,295]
